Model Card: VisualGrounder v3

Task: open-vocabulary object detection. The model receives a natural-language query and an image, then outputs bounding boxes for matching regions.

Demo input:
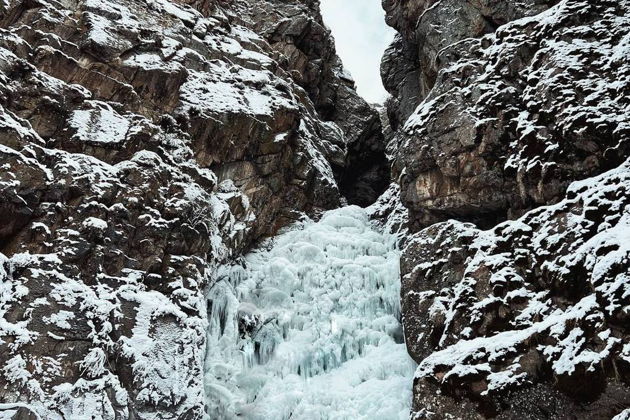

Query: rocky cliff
[0,0,385,418]
[385,0,629,229]
[383,0,630,418]
[238,0,390,207]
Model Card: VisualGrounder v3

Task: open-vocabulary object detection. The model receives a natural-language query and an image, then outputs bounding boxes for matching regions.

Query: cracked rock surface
[387,0,629,229]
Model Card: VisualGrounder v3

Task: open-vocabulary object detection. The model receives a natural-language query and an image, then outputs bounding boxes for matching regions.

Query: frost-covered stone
[387,0,630,229]
[381,0,551,129]
[384,0,630,416]
[401,160,630,418]
[238,0,391,206]
[0,0,381,417]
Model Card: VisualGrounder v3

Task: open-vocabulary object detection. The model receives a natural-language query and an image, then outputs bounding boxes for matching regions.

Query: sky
[320,0,395,104]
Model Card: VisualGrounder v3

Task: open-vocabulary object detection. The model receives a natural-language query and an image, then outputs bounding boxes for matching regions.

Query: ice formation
[205,205,415,419]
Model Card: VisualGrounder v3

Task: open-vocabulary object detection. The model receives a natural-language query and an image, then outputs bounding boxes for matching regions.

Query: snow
[43,310,74,330]
[117,287,206,408]
[78,348,107,378]
[3,355,31,386]
[83,0,139,30]
[0,145,53,181]
[366,183,409,241]
[205,206,415,419]
[83,12,133,52]
[614,408,630,420]
[82,217,108,230]
[149,0,199,25]
[122,52,182,72]
[68,102,130,145]
[295,119,339,196]
[179,65,297,118]
[0,106,44,144]
[0,404,42,420]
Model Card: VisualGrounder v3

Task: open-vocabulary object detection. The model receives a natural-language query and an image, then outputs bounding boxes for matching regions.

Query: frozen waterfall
[204,205,415,419]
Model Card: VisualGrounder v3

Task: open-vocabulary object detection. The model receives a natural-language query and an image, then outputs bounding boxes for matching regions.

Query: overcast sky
[320,0,395,104]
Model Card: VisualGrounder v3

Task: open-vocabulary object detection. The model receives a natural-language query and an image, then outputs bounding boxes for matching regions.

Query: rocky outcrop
[386,0,629,230]
[381,0,552,131]
[237,0,390,206]
[402,162,630,418]
[384,0,630,417]
[0,0,382,417]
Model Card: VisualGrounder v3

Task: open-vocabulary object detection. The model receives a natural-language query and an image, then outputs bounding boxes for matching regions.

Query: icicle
[205,205,415,419]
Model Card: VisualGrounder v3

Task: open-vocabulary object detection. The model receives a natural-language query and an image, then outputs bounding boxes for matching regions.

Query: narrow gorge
[0,0,628,419]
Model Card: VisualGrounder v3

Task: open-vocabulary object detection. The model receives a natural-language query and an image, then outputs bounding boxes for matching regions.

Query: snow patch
[68,102,130,144]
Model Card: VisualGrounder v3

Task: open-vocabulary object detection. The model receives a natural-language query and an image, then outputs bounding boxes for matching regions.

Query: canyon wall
[1,0,629,418]
[0,0,384,417]
[383,0,630,417]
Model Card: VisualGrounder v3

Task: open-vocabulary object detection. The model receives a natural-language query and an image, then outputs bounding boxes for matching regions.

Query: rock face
[385,0,629,229]
[384,0,630,417]
[381,0,552,132]
[402,163,630,418]
[0,0,384,418]
[238,0,390,206]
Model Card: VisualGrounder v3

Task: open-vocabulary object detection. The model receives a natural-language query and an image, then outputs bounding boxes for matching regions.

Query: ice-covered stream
[204,205,415,419]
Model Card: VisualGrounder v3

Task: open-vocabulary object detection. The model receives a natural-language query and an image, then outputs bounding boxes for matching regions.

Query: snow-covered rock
[0,0,383,418]
[386,0,630,229]
[400,159,630,418]
[383,0,630,417]
[238,0,391,206]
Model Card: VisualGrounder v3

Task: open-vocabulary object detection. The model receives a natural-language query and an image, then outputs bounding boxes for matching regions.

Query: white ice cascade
[204,205,415,419]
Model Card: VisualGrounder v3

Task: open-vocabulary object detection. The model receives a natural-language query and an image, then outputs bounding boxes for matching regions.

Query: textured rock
[381,0,552,129]
[401,160,630,419]
[0,0,382,417]
[2,0,629,417]
[387,0,630,230]
[238,0,390,206]
[384,0,630,417]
